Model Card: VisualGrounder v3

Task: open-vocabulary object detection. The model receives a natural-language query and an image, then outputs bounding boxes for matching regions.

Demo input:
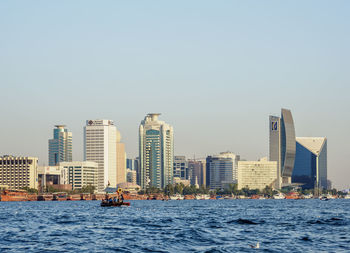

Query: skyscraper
[292,137,327,189]
[139,113,174,189]
[84,120,117,193]
[269,108,296,188]
[48,125,72,166]
[116,130,126,186]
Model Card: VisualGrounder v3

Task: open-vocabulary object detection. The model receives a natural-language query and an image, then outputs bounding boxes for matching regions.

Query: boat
[100,201,130,207]
[273,192,285,199]
[0,189,28,201]
[52,192,68,201]
[343,194,350,199]
[195,194,210,200]
[319,194,335,201]
[303,194,313,199]
[169,194,184,200]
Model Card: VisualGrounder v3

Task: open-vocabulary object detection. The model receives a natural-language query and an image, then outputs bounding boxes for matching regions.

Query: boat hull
[100,202,130,207]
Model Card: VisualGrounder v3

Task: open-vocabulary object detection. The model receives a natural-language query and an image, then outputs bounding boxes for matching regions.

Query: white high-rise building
[139,113,174,189]
[84,120,117,193]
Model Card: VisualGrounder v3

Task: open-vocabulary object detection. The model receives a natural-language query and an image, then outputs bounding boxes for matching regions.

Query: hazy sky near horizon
[1,1,349,189]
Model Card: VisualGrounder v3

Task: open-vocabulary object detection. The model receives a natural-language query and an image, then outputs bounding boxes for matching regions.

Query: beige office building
[116,131,126,185]
[0,156,38,190]
[237,158,277,190]
[60,161,98,191]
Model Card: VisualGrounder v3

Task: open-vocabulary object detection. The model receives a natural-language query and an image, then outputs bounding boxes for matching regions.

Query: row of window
[0,160,33,165]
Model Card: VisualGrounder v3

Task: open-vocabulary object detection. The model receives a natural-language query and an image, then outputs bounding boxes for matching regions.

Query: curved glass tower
[269,108,296,188]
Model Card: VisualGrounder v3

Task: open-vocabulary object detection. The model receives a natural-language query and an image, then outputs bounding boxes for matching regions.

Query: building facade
[206,152,239,189]
[84,119,117,193]
[126,169,137,184]
[292,137,327,189]
[269,108,296,188]
[48,125,72,166]
[173,156,188,180]
[0,156,38,190]
[188,159,206,186]
[60,161,98,191]
[116,130,126,186]
[237,158,278,190]
[139,113,174,189]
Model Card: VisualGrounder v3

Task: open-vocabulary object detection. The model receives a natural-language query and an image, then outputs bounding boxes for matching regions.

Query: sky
[0,1,349,189]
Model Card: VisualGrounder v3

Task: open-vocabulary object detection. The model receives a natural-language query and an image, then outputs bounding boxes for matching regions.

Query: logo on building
[271,121,278,131]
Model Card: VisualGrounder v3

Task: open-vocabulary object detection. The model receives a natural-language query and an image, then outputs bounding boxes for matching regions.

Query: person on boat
[113,196,117,203]
[120,193,124,204]
[108,197,113,204]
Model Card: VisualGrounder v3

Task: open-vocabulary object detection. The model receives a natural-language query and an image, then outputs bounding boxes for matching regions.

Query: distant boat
[195,194,210,200]
[100,201,130,207]
[273,192,285,199]
[170,194,184,200]
[343,194,350,199]
[303,194,313,199]
[0,189,28,201]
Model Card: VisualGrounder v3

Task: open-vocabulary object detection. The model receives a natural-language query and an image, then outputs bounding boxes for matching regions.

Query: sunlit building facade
[269,108,296,188]
[139,113,174,189]
[84,120,117,193]
[48,125,72,166]
[0,156,38,190]
[60,161,98,191]
[237,158,278,190]
[206,152,240,189]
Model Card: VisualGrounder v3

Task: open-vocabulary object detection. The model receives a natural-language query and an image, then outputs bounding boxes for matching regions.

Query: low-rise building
[59,161,98,191]
[0,156,38,190]
[237,157,277,190]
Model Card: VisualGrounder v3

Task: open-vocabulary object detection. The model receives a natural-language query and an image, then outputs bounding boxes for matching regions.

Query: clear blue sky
[0,1,349,189]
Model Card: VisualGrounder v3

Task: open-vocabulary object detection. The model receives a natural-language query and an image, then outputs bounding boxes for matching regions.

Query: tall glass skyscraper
[269,108,296,188]
[292,137,327,189]
[139,113,174,189]
[48,125,72,166]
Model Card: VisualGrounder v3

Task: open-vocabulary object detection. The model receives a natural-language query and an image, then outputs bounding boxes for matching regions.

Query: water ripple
[0,199,349,252]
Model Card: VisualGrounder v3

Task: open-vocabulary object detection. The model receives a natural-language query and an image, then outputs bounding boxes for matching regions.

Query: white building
[139,113,174,189]
[84,120,117,193]
[237,157,278,190]
[60,161,98,191]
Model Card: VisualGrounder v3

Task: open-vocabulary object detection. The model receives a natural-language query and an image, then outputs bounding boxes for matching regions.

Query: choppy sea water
[0,199,349,252]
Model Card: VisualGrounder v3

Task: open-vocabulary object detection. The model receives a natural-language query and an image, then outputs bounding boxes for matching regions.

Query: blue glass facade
[292,142,316,189]
[48,125,72,166]
[292,138,327,189]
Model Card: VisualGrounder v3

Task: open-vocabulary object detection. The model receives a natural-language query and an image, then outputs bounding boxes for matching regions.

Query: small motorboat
[100,201,130,207]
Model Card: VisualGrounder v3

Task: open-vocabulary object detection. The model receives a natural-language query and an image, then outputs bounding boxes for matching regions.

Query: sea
[0,199,349,252]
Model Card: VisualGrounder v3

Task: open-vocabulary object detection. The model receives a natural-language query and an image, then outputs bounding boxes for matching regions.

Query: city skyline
[1,1,349,189]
